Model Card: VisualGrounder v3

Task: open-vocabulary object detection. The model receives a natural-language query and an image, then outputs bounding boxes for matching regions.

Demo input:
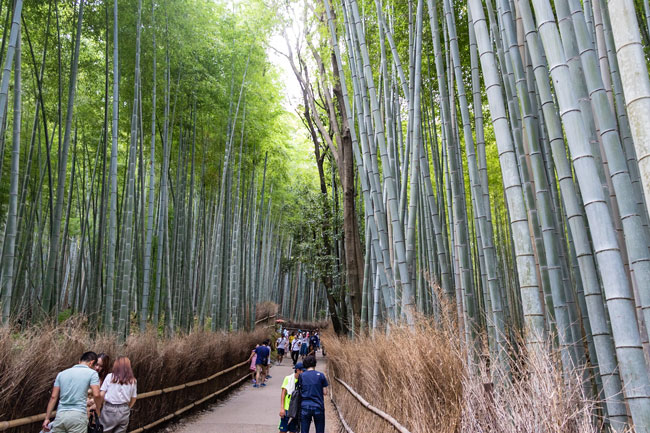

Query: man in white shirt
[276,336,289,365]
[291,335,302,366]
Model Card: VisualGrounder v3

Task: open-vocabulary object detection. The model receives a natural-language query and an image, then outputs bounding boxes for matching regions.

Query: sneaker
[261,383,266,387]
[253,384,259,388]
[266,375,272,379]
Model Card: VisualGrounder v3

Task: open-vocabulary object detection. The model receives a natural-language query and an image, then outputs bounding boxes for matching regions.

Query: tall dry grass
[326,320,464,433]
[0,318,269,432]
[283,319,329,331]
[461,343,598,433]
[326,307,601,432]
[255,301,279,321]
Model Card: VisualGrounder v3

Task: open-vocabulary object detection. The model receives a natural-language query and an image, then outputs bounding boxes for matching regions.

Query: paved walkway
[173,353,339,433]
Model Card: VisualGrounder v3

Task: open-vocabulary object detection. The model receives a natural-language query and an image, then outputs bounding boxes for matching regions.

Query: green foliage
[1,0,316,235]
[57,308,73,323]
[283,178,342,282]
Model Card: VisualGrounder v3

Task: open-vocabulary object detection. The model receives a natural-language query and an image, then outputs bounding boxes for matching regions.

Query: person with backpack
[278,362,304,433]
[309,333,319,353]
[254,339,271,387]
[99,356,137,433]
[299,355,329,433]
[42,352,102,433]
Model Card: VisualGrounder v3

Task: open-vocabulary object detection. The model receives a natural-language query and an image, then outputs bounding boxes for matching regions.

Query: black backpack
[88,410,103,433]
[287,375,303,421]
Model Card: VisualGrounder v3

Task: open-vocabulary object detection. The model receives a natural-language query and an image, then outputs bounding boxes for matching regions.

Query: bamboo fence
[0,359,251,431]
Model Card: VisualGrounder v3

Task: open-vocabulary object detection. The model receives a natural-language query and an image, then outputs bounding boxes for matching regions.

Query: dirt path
[171,352,341,433]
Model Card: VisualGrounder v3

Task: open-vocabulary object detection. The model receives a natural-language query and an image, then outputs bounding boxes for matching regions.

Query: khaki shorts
[52,410,87,433]
[255,364,264,374]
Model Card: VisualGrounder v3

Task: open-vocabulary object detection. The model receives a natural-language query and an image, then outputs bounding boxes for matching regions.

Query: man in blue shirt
[299,355,329,433]
[43,352,102,433]
[254,339,271,387]
[309,333,320,353]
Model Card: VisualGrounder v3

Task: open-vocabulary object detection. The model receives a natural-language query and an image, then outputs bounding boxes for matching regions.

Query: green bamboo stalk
[528,0,650,427]
[0,18,20,325]
[104,0,119,330]
[117,0,142,337]
[140,0,156,332]
[42,0,82,315]
[468,0,546,348]
[605,0,650,221]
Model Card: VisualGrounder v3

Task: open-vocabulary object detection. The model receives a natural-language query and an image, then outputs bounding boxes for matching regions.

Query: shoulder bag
[88,410,103,433]
[286,375,303,422]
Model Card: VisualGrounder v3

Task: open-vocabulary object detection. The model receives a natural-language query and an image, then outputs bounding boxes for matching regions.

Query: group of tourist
[278,355,329,433]
[249,329,322,386]
[286,329,321,367]
[249,339,273,387]
[248,327,329,432]
[263,328,328,433]
[41,352,137,433]
[39,327,325,433]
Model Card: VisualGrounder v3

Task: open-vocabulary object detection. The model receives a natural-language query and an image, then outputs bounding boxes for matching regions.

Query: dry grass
[283,319,329,331]
[326,319,464,433]
[255,302,279,321]
[0,318,269,432]
[462,344,598,433]
[326,302,601,433]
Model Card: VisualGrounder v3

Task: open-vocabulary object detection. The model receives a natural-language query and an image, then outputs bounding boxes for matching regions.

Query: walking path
[172,353,339,433]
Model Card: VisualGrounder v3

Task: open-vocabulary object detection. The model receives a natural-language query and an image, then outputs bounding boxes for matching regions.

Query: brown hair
[111,356,136,385]
[96,353,111,382]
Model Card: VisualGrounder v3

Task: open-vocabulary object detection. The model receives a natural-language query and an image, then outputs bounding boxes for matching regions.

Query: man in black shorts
[276,335,288,365]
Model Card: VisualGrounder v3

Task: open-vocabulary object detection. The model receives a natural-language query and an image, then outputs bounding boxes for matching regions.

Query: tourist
[95,353,111,384]
[254,339,271,387]
[278,362,304,433]
[299,355,329,433]
[249,344,259,384]
[42,352,102,433]
[300,333,310,359]
[309,332,319,354]
[290,334,301,366]
[99,357,137,433]
[288,332,296,348]
[276,335,288,365]
[277,337,289,365]
[264,340,273,380]
[88,353,111,414]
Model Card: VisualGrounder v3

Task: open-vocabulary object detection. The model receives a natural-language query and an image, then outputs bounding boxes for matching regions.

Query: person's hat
[294,362,305,371]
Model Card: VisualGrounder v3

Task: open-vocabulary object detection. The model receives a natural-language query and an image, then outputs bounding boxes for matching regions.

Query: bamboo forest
[4,0,650,431]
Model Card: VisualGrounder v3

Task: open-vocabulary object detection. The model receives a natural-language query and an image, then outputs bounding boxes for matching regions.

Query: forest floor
[167,352,341,433]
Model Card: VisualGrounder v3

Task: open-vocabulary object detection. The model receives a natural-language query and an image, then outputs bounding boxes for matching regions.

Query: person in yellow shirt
[278,362,304,433]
